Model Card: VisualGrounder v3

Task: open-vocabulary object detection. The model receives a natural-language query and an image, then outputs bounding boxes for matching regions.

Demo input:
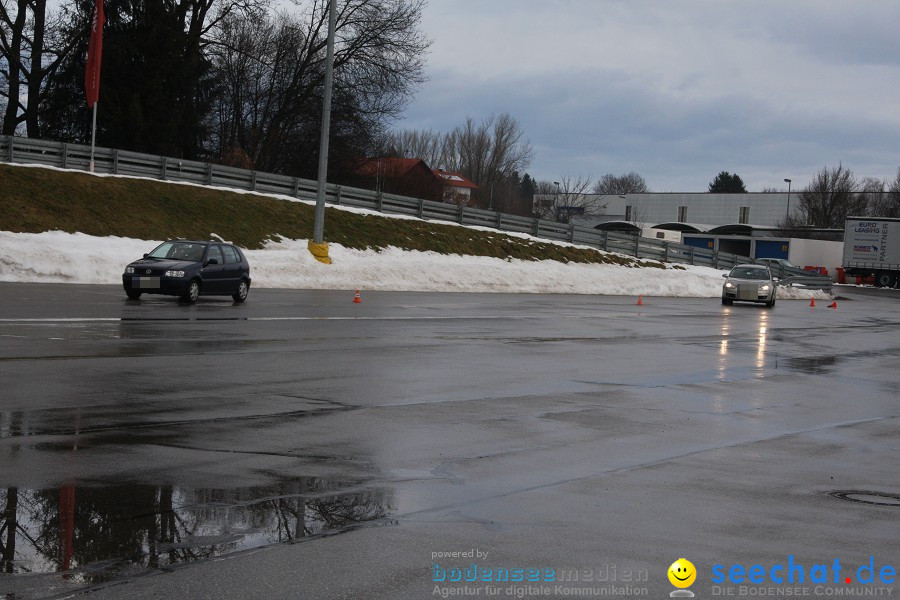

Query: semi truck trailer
[842,217,900,287]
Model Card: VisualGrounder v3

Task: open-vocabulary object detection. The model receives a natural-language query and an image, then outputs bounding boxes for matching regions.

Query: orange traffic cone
[828,301,837,309]
[636,295,644,306]
[809,297,816,307]
[353,289,361,304]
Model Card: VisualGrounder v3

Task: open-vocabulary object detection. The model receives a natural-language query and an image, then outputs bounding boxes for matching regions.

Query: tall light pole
[784,178,792,221]
[553,181,560,219]
[309,0,337,264]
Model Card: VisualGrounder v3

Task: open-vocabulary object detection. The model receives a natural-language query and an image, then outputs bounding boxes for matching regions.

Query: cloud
[395,0,900,191]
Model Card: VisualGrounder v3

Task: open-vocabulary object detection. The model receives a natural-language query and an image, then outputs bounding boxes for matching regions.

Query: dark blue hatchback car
[122,240,251,303]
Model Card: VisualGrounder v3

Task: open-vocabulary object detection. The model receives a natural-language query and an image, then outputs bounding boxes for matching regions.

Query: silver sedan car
[722,264,776,308]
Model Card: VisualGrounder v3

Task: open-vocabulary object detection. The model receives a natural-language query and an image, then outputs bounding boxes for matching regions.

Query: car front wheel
[232,280,250,302]
[126,289,142,300]
[722,297,733,305]
[181,280,201,303]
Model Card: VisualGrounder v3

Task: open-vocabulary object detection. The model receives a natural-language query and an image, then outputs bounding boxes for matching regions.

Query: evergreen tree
[520,173,535,202]
[708,171,747,193]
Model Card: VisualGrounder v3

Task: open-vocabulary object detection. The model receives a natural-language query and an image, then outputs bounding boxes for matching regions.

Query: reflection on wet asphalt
[1,481,391,579]
[1,284,899,599]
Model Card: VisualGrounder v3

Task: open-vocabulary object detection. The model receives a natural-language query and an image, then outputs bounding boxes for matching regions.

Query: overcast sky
[393,0,900,192]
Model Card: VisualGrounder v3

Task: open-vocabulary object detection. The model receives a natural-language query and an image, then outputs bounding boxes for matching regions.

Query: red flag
[84,0,104,107]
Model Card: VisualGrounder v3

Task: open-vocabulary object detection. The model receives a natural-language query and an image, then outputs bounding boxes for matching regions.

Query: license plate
[135,277,160,288]
[738,285,758,300]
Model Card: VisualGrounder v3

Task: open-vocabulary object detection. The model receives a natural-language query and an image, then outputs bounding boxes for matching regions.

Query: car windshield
[147,242,207,262]
[730,267,769,280]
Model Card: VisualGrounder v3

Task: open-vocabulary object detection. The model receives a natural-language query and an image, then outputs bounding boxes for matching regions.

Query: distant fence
[0,135,831,288]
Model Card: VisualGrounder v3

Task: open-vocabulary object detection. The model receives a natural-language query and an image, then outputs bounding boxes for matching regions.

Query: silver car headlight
[125,266,135,274]
[165,270,185,278]
[724,281,735,288]
[760,284,770,292]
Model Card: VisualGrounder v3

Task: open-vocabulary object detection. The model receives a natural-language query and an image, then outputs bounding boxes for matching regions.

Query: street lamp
[309,0,337,264]
[784,178,792,221]
[553,181,561,219]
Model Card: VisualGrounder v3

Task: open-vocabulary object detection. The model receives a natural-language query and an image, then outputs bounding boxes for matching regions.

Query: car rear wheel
[232,280,250,302]
[181,280,201,303]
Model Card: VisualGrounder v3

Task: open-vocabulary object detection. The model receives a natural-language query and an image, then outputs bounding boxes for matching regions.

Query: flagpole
[89,102,97,173]
[85,0,104,173]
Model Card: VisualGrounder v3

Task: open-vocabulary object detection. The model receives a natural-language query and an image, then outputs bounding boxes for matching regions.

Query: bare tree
[382,113,533,209]
[532,180,557,219]
[1,0,78,136]
[441,113,534,207]
[593,171,649,195]
[868,169,900,218]
[858,177,885,218]
[0,0,29,134]
[208,0,429,175]
[781,164,866,229]
[534,175,599,224]
[379,128,445,167]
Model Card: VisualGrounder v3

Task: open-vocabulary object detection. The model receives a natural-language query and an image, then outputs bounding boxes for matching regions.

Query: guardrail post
[161,157,167,180]
[112,149,119,174]
[713,252,719,269]
[663,241,669,262]
[250,171,257,191]
[532,218,540,236]
[418,199,425,219]
[634,235,640,258]
[568,224,576,242]
[495,212,502,229]
[458,205,466,224]
[689,246,695,265]
[206,163,213,185]
[376,190,383,212]
[335,185,342,204]
[60,143,68,169]
[292,177,299,197]
[6,137,12,162]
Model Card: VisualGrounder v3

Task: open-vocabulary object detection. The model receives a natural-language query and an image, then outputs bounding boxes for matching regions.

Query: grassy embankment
[0,163,661,267]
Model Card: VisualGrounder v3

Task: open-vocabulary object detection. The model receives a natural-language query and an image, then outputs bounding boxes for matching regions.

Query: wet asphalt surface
[0,282,898,599]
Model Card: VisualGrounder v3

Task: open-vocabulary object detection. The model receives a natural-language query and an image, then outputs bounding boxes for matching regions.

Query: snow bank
[0,230,831,299]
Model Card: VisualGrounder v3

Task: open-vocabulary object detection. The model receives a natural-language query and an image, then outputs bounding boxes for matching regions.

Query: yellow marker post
[308,240,331,264]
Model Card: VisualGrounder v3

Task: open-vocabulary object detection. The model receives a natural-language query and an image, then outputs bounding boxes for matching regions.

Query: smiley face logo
[668,558,697,588]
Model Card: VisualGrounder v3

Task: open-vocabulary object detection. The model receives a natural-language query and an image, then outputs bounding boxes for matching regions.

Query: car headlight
[760,284,770,292]
[125,266,135,274]
[165,270,186,278]
[724,281,735,288]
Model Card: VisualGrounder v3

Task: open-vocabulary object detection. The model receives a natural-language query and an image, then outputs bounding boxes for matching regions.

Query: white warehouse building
[557,192,844,276]
[586,192,794,227]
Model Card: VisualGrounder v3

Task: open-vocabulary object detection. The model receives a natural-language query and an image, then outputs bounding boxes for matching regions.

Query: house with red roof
[433,169,479,206]
[354,158,479,206]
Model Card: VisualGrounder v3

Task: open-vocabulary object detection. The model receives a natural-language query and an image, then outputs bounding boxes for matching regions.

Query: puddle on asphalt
[783,355,840,374]
[0,479,392,583]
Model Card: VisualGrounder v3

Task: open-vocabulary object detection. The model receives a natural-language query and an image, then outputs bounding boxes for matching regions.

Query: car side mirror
[722,273,728,278]
[206,258,219,265]
[143,253,148,258]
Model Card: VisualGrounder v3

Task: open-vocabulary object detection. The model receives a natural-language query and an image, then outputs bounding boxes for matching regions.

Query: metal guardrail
[2,134,819,281]
[776,276,833,289]
[762,263,834,290]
